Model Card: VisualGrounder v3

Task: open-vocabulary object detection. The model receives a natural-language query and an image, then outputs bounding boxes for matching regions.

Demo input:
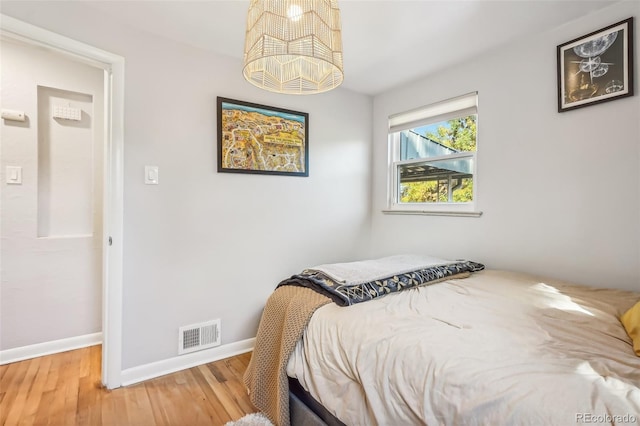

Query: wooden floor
[0,346,258,425]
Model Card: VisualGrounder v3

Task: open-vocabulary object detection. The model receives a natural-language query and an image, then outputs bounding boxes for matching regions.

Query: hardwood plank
[99,388,120,426]
[62,349,83,425]
[0,361,11,383]
[205,363,227,383]
[16,355,51,426]
[78,347,92,379]
[208,359,255,415]
[181,368,229,425]
[143,375,176,426]
[42,351,62,392]
[32,389,56,426]
[148,374,185,425]
[4,357,41,424]
[75,375,102,426]
[102,385,130,426]
[75,345,103,426]
[45,353,72,426]
[162,370,213,426]
[121,383,155,426]
[0,347,257,426]
[191,366,232,425]
[223,378,255,415]
[211,381,245,420]
[0,358,30,425]
[227,356,250,380]
[197,364,237,422]
[0,363,18,420]
[88,345,102,382]
[214,359,237,382]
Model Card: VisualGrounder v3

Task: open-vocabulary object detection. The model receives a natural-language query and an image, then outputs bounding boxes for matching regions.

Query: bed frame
[288,377,345,426]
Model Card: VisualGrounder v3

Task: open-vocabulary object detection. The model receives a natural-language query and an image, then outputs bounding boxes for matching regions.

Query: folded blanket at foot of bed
[277,254,485,306]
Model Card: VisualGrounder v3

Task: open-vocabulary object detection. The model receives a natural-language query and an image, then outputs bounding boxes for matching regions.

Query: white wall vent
[178,319,221,355]
[52,105,82,121]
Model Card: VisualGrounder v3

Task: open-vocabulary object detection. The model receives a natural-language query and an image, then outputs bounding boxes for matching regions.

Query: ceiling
[83,0,619,96]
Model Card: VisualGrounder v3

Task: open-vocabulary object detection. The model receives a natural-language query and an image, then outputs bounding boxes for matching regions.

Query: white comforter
[287,270,640,425]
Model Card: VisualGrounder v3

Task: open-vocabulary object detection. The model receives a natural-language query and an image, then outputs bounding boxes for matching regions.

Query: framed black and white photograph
[557,17,634,112]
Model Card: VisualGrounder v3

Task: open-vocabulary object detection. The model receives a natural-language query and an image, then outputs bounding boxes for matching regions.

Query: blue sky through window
[414,121,450,139]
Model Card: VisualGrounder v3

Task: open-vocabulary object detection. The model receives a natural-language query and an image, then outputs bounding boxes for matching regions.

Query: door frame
[1,14,124,388]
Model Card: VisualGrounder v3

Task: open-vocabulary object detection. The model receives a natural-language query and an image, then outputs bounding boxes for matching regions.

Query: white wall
[1,38,104,350]
[0,2,372,369]
[371,1,640,291]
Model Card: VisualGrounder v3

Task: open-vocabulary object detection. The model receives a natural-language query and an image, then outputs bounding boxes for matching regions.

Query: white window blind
[388,91,478,133]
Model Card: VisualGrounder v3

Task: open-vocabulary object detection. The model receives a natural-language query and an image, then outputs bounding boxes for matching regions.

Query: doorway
[0,15,124,389]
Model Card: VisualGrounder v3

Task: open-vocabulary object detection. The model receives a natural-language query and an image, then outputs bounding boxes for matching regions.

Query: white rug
[225,412,274,426]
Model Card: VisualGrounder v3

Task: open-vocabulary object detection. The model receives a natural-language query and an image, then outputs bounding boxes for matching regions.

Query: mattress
[286,270,640,425]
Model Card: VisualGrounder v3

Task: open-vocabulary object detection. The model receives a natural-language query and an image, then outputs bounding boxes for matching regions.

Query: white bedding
[306,254,457,285]
[286,270,640,425]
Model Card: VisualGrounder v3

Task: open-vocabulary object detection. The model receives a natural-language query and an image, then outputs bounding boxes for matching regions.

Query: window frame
[385,92,481,217]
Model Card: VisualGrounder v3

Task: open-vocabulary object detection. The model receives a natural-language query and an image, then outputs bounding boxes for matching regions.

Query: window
[386,92,480,216]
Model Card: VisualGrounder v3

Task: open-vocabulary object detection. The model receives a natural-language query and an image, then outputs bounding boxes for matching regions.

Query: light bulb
[287,4,303,21]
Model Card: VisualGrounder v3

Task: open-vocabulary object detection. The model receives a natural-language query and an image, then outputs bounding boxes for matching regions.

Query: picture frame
[557,17,634,112]
[217,97,309,177]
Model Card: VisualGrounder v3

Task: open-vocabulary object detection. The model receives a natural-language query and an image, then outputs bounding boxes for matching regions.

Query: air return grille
[178,319,221,355]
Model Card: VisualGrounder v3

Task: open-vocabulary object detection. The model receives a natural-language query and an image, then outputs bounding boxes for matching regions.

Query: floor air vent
[178,319,221,355]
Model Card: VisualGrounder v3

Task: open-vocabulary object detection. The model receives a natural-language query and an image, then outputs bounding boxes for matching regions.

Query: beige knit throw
[243,286,331,426]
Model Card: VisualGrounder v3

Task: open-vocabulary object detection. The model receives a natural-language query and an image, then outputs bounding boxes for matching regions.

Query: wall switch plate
[145,166,159,184]
[6,166,22,184]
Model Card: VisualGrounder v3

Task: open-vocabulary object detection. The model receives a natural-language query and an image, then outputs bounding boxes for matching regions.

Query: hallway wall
[1,38,104,351]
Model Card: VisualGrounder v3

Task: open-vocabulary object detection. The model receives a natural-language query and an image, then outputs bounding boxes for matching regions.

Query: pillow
[621,301,640,356]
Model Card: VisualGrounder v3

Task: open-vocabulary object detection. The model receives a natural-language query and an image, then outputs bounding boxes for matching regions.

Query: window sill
[382,209,483,218]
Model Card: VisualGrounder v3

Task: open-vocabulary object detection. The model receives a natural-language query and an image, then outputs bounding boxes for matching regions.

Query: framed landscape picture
[217,97,309,177]
[557,17,634,112]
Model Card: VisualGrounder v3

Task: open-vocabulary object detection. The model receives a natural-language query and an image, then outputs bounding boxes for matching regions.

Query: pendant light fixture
[242,0,344,95]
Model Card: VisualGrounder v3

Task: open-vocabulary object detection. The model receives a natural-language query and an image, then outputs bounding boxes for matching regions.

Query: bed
[244,255,640,426]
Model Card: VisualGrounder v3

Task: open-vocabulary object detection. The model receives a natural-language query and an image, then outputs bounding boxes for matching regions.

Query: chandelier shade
[242,0,344,95]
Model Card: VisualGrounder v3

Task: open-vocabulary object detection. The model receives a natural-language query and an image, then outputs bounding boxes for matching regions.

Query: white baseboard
[120,337,255,387]
[0,332,102,365]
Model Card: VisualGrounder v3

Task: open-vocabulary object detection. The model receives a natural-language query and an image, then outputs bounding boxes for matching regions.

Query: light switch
[145,166,159,184]
[6,166,22,184]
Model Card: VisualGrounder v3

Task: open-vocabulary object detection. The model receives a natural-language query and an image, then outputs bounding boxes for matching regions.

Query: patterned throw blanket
[244,256,485,425]
[278,256,485,306]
